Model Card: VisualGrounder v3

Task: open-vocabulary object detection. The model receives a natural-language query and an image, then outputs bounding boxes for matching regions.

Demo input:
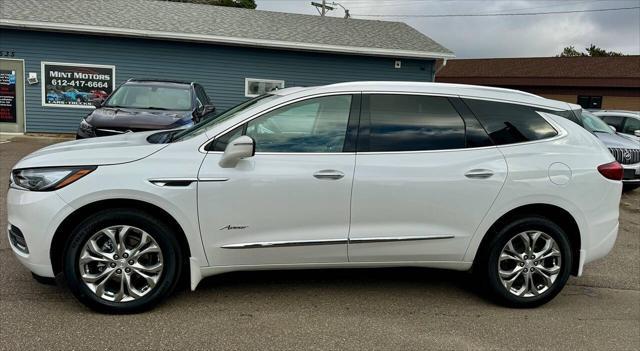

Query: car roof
[282,81,576,111]
[125,79,193,86]
[592,110,640,117]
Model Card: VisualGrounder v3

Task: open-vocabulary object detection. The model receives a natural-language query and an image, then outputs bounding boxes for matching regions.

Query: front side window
[365,94,466,152]
[175,94,279,142]
[463,99,558,145]
[105,84,192,111]
[194,84,210,106]
[600,115,624,130]
[244,95,352,152]
[622,117,640,135]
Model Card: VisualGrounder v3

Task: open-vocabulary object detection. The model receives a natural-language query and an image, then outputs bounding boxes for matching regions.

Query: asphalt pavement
[1,135,638,350]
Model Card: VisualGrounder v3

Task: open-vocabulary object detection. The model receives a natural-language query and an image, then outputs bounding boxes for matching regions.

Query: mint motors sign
[42,62,115,108]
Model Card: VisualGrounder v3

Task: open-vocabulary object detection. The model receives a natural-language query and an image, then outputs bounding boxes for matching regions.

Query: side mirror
[609,125,616,132]
[193,105,216,122]
[202,104,216,115]
[92,98,103,108]
[218,136,255,168]
[634,130,640,137]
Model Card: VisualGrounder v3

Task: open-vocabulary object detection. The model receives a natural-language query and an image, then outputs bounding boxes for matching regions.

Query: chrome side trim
[198,177,230,182]
[148,178,197,186]
[221,238,347,249]
[349,235,454,244]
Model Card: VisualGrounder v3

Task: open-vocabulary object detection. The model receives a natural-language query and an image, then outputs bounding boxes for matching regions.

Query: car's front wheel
[478,216,572,308]
[63,209,182,313]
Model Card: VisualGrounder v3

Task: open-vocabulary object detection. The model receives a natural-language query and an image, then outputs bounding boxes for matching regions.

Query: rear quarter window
[463,99,558,145]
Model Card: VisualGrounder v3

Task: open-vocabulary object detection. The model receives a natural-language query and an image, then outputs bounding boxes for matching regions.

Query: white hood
[14,131,168,169]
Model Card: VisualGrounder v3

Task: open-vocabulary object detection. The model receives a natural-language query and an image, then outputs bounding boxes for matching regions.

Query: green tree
[558,45,583,57]
[165,0,256,9]
[585,44,623,57]
[558,44,625,57]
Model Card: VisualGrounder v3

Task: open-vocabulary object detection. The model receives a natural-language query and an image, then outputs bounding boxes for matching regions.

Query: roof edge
[0,19,456,60]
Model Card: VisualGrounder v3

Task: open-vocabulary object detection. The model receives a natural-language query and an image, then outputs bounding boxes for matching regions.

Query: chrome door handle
[465,169,494,179]
[313,170,345,180]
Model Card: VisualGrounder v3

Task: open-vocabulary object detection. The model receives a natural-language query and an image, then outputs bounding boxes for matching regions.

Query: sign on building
[41,62,115,108]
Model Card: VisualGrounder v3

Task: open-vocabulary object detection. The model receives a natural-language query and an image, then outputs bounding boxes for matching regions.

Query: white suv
[8,82,622,313]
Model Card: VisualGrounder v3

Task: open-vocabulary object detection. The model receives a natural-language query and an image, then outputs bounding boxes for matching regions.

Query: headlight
[10,166,96,191]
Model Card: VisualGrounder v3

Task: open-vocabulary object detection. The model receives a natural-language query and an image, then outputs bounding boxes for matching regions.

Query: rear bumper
[578,222,619,275]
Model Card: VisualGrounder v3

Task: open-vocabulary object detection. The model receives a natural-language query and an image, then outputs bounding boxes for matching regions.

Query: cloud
[256,0,640,58]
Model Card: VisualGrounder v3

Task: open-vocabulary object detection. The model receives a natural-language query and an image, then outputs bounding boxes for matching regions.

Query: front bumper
[6,188,74,277]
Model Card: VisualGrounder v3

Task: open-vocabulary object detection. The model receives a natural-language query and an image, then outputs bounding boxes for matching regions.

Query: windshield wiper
[143,106,170,110]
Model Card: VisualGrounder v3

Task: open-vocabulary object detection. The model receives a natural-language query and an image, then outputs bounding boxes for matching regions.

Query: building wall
[538,94,640,110]
[2,29,435,133]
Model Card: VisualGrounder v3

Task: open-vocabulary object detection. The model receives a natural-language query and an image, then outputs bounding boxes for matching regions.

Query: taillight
[597,161,624,181]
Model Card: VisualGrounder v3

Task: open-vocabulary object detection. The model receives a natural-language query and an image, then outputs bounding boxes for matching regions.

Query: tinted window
[622,117,640,134]
[194,85,210,106]
[464,99,558,145]
[366,95,465,152]
[211,125,243,151]
[600,116,624,130]
[245,95,352,152]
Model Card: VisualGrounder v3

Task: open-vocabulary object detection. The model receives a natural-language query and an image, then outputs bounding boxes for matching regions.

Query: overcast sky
[255,0,640,58]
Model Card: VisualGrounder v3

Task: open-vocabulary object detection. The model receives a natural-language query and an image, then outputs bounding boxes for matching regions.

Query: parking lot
[1,135,638,350]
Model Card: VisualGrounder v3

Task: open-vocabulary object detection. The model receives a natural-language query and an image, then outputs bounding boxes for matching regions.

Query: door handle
[465,169,494,179]
[313,170,345,180]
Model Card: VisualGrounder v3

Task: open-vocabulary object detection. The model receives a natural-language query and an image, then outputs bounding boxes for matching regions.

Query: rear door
[348,94,507,262]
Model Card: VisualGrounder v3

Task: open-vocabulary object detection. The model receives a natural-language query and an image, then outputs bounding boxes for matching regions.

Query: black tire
[477,216,572,308]
[63,208,182,314]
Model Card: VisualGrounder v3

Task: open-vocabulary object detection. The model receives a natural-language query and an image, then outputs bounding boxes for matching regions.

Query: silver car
[580,110,640,191]
[592,110,640,142]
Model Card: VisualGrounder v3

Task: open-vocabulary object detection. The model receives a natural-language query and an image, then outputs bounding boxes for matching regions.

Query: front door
[348,94,507,262]
[198,94,358,266]
[0,59,25,133]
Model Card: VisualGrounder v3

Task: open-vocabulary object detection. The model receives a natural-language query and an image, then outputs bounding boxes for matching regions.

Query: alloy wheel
[78,225,164,302]
[498,231,562,297]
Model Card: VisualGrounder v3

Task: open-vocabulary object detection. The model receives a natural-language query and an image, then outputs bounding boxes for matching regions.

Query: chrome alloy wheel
[498,231,561,297]
[78,225,164,302]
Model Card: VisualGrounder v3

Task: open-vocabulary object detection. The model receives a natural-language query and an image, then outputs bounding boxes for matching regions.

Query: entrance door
[0,59,25,133]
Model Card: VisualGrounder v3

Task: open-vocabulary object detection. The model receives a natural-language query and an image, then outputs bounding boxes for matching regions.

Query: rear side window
[463,99,558,145]
[364,94,466,152]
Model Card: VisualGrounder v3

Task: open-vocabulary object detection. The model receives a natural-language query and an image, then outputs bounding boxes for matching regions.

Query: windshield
[581,110,614,134]
[171,94,280,142]
[105,84,192,110]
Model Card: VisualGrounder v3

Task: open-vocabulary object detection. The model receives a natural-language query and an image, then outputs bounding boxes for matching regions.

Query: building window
[245,78,285,97]
[577,96,603,110]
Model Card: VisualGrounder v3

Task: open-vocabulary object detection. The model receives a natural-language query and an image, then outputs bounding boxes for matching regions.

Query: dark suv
[76,79,215,139]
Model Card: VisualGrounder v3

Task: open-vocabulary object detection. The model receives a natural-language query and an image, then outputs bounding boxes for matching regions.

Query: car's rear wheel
[63,209,182,313]
[478,216,572,308]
